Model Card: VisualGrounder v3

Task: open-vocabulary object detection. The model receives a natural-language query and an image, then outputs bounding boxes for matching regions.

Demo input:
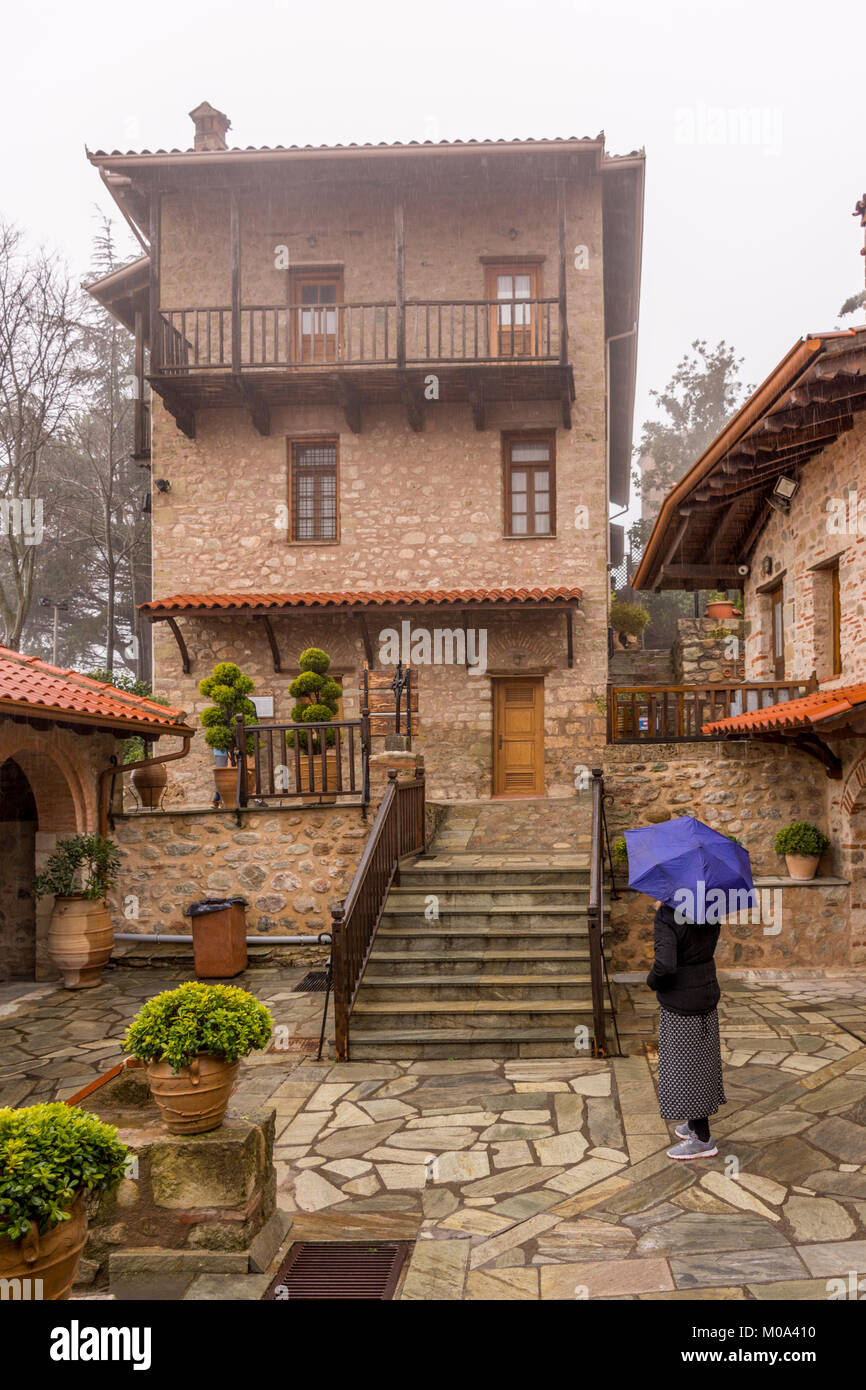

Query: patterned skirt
[657,1006,727,1121]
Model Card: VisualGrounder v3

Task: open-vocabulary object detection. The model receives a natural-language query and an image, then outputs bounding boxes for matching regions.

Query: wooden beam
[354,612,375,668]
[398,372,424,432]
[395,198,405,371]
[237,380,270,436]
[336,377,361,434]
[164,617,191,673]
[230,189,241,373]
[557,179,568,367]
[565,608,574,668]
[148,192,161,369]
[660,564,744,584]
[560,368,572,429]
[254,615,281,672]
[469,382,485,431]
[155,388,196,440]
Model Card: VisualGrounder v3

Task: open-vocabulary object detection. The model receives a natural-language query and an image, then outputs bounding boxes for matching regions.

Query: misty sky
[3,0,864,516]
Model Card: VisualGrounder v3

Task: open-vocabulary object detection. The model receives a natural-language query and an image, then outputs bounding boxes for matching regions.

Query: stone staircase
[349,845,610,1059]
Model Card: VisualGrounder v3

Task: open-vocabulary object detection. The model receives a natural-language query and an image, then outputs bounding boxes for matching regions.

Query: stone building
[631,326,866,968]
[87,104,644,813]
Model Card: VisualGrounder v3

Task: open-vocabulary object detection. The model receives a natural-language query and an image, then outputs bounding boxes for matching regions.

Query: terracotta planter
[131,761,168,808]
[145,1054,239,1134]
[0,1193,88,1300]
[705,601,739,619]
[48,897,113,989]
[785,853,820,881]
[213,765,239,809]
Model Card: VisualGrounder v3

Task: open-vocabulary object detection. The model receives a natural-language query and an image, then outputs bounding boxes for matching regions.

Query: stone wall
[671,617,745,684]
[608,648,673,684]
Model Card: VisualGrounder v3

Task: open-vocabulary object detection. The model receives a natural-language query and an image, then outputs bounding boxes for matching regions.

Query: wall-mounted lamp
[760,555,773,577]
[155,479,172,494]
[767,475,798,513]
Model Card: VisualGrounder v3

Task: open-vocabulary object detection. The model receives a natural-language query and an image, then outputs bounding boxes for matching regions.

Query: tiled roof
[140,587,583,615]
[89,134,609,160]
[702,682,866,735]
[0,646,192,732]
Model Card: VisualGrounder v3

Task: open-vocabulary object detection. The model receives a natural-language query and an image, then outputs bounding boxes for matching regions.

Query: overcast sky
[4,0,864,510]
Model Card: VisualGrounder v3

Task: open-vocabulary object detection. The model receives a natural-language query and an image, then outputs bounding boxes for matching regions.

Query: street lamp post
[39,598,69,666]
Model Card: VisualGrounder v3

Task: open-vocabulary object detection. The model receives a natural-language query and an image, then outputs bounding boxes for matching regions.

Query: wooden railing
[154,299,563,372]
[587,768,608,1057]
[607,680,816,743]
[234,714,370,811]
[331,768,426,1061]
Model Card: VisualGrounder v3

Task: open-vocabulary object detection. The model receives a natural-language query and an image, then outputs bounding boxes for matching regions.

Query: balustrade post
[331,905,349,1061]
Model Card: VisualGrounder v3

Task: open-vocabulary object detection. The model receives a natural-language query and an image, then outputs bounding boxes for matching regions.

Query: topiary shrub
[609,600,650,639]
[198,662,257,763]
[122,982,273,1074]
[773,822,830,859]
[32,834,120,902]
[0,1103,128,1241]
[288,647,339,750]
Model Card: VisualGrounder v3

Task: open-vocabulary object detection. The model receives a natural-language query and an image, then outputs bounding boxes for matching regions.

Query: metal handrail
[587,768,608,1055]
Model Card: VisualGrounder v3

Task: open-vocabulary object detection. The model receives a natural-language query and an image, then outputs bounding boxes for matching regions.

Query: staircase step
[351,999,594,1032]
[388,887,590,908]
[401,866,590,888]
[369,949,602,977]
[376,928,595,952]
[358,973,594,1002]
[346,1026,593,1060]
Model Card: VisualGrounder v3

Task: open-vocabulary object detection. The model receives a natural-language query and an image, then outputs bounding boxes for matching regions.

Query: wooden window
[770,584,785,680]
[289,270,342,364]
[503,433,556,536]
[485,263,540,358]
[288,440,339,543]
[830,561,842,676]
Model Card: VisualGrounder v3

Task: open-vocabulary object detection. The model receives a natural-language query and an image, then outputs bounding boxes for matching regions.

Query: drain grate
[265,1242,410,1300]
[296,970,329,993]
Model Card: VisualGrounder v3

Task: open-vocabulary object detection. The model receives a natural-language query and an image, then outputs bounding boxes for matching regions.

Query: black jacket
[645,903,721,1015]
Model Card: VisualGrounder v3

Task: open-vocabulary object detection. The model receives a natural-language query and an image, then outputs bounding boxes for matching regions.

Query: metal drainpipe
[113,932,333,946]
[98,735,193,836]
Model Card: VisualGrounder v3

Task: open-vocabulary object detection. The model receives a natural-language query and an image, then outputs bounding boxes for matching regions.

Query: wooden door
[771,585,785,680]
[492,678,544,796]
[485,265,539,359]
[289,271,342,363]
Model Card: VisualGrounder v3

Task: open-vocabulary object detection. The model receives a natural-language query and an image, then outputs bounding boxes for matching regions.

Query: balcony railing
[154,298,563,373]
[607,680,815,743]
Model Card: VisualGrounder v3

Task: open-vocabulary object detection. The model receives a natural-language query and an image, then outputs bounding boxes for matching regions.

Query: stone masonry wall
[672,618,746,683]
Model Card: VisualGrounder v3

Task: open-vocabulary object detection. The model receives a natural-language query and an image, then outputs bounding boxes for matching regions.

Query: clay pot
[48,898,114,989]
[213,765,239,808]
[131,761,168,808]
[145,1054,238,1134]
[0,1194,88,1300]
[785,853,820,881]
[705,601,739,620]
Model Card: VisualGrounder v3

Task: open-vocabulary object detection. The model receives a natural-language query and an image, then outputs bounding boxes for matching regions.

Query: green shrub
[0,1103,128,1241]
[289,670,324,698]
[298,647,331,675]
[612,836,628,865]
[287,647,339,752]
[773,822,830,859]
[198,662,257,762]
[32,834,120,901]
[609,600,650,638]
[123,982,273,1073]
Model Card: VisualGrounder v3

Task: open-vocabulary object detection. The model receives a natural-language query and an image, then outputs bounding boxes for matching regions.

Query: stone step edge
[352,998,594,1015]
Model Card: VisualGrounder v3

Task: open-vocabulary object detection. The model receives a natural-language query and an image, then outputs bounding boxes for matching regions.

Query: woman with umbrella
[624,816,753,1160]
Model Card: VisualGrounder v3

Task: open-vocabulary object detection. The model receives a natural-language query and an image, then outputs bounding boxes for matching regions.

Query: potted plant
[609,599,650,648]
[705,590,740,620]
[773,821,830,881]
[288,647,342,797]
[32,834,121,989]
[198,662,258,809]
[123,982,273,1134]
[0,1103,127,1300]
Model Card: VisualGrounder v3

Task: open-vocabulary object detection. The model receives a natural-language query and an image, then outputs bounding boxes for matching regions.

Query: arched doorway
[0,758,38,980]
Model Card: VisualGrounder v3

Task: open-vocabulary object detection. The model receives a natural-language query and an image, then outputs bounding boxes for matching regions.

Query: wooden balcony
[149,298,573,437]
[607,680,816,743]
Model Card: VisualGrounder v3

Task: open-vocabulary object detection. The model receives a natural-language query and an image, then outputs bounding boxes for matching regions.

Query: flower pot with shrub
[32,834,121,989]
[705,590,741,620]
[123,981,273,1134]
[773,821,830,881]
[609,599,650,648]
[288,647,342,797]
[198,662,258,808]
[0,1103,127,1299]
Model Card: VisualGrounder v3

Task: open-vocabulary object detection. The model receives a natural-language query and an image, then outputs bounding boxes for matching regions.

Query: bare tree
[0,224,85,648]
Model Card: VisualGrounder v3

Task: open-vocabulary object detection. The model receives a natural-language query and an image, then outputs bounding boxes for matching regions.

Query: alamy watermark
[0,498,43,546]
[378,621,487,675]
[672,881,782,936]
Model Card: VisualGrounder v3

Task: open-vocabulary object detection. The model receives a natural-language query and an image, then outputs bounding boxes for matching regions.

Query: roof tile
[0,646,190,731]
[702,682,866,735]
[140,586,582,615]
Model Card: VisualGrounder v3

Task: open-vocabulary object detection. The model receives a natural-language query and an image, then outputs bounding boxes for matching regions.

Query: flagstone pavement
[3,966,866,1300]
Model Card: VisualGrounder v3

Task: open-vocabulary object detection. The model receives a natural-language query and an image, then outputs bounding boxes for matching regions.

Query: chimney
[189,101,231,152]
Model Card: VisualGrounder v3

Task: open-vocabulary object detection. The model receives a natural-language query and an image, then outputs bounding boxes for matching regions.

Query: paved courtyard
[2,964,866,1299]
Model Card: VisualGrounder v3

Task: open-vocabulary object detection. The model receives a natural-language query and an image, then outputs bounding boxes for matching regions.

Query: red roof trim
[140,587,583,616]
[0,646,191,731]
[702,682,866,735]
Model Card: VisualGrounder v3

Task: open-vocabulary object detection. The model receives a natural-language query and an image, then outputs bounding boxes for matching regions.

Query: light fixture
[155,479,171,493]
[767,475,798,513]
[760,555,773,577]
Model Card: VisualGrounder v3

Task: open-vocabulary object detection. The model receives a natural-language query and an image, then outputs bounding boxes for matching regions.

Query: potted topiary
[288,646,342,797]
[773,821,830,881]
[198,662,258,809]
[32,834,121,989]
[123,981,273,1134]
[705,590,741,620]
[0,1103,127,1300]
[609,599,650,648]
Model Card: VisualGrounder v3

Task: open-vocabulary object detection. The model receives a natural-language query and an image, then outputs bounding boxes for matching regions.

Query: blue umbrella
[624,816,754,923]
